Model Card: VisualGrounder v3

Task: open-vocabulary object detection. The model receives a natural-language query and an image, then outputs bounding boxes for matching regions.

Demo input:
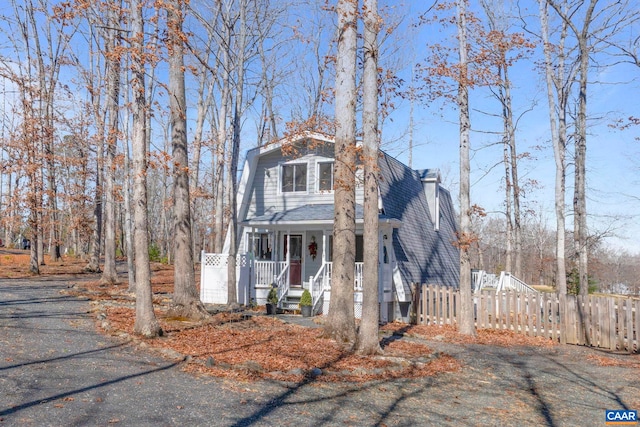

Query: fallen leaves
[381,323,558,348]
[95,305,461,382]
[586,353,640,368]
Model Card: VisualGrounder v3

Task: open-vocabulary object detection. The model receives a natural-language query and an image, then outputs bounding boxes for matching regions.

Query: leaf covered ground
[8,250,634,385]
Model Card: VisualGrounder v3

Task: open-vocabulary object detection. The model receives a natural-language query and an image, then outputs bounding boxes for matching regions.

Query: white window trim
[279,161,309,194]
[315,160,335,193]
[434,185,440,232]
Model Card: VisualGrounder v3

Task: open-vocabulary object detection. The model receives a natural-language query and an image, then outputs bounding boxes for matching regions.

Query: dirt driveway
[1,276,638,426]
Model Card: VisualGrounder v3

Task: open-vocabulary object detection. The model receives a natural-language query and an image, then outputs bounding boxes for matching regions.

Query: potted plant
[266,285,278,315]
[299,289,312,317]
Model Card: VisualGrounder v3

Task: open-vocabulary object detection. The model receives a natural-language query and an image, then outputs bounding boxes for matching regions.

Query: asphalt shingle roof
[378,153,460,289]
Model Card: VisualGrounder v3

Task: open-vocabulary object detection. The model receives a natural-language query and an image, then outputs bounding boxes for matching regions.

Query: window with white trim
[317,161,334,192]
[281,163,307,193]
[249,233,272,260]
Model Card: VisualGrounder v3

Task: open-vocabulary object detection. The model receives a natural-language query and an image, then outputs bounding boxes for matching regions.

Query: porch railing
[274,264,290,306]
[309,263,329,314]
[322,262,364,291]
[354,263,363,291]
[254,260,287,287]
[473,270,536,294]
[498,272,537,294]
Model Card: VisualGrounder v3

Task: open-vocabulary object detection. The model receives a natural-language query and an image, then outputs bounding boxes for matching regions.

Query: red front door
[284,235,302,287]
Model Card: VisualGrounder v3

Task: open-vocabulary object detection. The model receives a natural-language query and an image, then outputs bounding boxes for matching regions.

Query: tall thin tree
[131,0,161,337]
[325,0,358,345]
[456,0,476,336]
[101,1,122,285]
[539,0,568,295]
[167,0,207,319]
[357,0,382,355]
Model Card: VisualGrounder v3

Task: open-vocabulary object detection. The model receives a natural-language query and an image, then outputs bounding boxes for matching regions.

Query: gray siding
[244,140,363,221]
[378,153,460,289]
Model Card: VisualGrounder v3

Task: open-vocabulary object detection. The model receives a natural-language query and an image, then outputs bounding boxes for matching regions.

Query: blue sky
[1,0,637,254]
[376,1,640,254]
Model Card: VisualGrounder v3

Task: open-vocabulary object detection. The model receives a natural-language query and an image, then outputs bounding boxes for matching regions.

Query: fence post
[616,297,625,351]
[410,283,419,325]
[624,297,633,353]
[634,299,640,353]
[422,284,429,325]
[558,294,566,344]
[633,299,640,353]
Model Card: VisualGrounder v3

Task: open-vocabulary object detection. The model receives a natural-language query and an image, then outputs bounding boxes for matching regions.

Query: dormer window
[317,161,334,192]
[281,163,307,193]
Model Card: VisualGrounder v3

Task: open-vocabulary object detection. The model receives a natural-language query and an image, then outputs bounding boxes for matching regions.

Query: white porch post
[321,232,327,263]
[286,229,291,288]
[250,227,255,302]
[273,230,279,262]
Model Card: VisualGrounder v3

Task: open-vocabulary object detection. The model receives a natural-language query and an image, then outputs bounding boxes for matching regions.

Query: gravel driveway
[1,276,638,427]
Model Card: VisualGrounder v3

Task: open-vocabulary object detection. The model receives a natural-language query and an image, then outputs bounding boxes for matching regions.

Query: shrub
[148,243,161,262]
[299,289,312,306]
[267,286,278,304]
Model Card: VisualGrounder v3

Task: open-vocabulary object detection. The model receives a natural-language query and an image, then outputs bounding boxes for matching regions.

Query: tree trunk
[357,0,382,356]
[214,15,231,253]
[190,62,211,257]
[86,127,103,273]
[227,0,250,307]
[123,70,136,292]
[539,0,567,295]
[574,0,597,296]
[131,0,161,338]
[501,63,523,278]
[456,0,476,336]
[324,0,357,346]
[501,96,513,274]
[101,9,121,285]
[167,0,207,320]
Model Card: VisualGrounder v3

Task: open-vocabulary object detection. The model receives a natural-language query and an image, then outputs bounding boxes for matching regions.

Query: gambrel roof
[378,154,460,289]
[228,131,459,289]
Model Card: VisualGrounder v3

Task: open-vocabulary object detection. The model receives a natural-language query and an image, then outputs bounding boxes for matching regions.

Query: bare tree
[325,0,357,346]
[131,0,161,337]
[101,1,122,285]
[478,2,532,278]
[226,0,251,307]
[538,0,569,294]
[456,0,476,336]
[166,0,208,319]
[357,0,382,355]
[545,0,638,295]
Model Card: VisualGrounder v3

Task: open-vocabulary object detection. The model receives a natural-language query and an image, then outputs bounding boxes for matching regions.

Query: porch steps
[281,287,304,311]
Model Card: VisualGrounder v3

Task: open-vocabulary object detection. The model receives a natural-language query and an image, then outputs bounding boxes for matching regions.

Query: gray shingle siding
[245,142,347,221]
[378,153,460,289]
[238,135,460,289]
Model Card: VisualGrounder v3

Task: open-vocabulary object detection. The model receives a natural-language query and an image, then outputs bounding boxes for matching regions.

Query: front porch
[200,249,398,320]
[253,260,364,316]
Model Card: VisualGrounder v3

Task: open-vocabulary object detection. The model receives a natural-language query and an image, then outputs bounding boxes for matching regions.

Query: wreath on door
[308,236,317,260]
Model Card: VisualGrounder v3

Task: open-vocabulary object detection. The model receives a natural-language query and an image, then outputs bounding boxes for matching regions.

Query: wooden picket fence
[415,284,640,353]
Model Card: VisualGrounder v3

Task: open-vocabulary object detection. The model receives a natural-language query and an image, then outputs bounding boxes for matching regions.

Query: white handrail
[274,264,290,306]
[503,273,537,293]
[310,263,328,314]
[474,269,537,294]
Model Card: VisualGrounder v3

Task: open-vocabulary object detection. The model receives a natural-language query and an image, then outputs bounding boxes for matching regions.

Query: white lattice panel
[202,253,228,268]
[354,302,362,319]
[200,253,251,305]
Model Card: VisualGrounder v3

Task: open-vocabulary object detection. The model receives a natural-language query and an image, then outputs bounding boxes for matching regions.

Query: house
[200,131,460,323]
